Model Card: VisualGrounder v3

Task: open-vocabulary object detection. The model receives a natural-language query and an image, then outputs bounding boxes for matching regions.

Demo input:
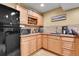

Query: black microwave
[20,28,31,35]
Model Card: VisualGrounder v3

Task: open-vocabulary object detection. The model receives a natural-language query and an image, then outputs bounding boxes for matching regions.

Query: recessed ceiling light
[40,3,44,7]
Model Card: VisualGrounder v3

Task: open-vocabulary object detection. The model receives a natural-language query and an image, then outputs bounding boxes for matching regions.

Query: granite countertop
[20,33,42,37]
[20,33,77,38]
[48,33,77,37]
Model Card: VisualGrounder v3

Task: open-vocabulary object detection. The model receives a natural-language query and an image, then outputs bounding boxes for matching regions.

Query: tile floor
[31,49,57,56]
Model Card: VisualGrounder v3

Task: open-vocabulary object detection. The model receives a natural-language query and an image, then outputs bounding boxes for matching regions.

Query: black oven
[0,4,20,56]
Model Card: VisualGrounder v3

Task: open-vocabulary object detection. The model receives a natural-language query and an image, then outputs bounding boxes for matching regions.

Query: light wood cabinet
[42,35,62,55]
[21,41,30,56]
[28,10,34,16]
[21,36,37,56]
[28,10,43,26]
[38,16,43,26]
[36,35,42,50]
[75,37,79,55]
[16,6,43,26]
[48,36,62,54]
[16,5,28,25]
[30,38,37,54]
[36,14,43,26]
[62,49,75,56]
[20,34,79,56]
[62,41,74,50]
[42,35,48,49]
[61,36,76,56]
[21,37,30,56]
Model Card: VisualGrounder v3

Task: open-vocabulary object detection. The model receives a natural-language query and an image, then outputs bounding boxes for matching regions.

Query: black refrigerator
[0,4,20,56]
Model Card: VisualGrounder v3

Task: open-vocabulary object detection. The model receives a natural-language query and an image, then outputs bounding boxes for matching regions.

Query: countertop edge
[20,33,78,38]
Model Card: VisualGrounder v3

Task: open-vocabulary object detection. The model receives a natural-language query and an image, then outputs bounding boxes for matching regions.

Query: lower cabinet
[62,49,75,56]
[61,37,75,56]
[42,37,48,49]
[21,40,30,56]
[21,36,37,56]
[36,35,42,50]
[30,38,37,54]
[21,42,30,56]
[48,37,62,54]
[21,34,78,56]
[75,37,79,56]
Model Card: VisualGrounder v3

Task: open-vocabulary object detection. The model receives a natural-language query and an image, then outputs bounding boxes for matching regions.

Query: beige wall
[43,7,79,26]
[66,8,79,25]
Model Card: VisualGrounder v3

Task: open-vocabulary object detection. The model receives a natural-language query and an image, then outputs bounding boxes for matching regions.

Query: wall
[43,7,79,26]
[66,8,79,25]
[43,7,79,33]
[43,7,65,26]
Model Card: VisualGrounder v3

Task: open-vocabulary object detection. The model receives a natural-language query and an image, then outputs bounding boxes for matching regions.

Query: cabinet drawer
[37,35,42,38]
[21,37,31,42]
[62,49,74,56]
[56,36,61,39]
[62,37,74,42]
[42,35,48,37]
[48,35,60,40]
[48,35,56,38]
[62,41,74,50]
[29,36,36,40]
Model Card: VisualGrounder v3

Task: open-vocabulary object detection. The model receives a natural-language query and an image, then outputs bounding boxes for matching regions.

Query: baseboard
[42,48,62,56]
[29,48,42,56]
[28,47,62,56]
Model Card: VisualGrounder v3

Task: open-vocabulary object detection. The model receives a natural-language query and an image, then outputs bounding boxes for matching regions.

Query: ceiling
[21,3,79,13]
[21,3,60,13]
[61,3,79,10]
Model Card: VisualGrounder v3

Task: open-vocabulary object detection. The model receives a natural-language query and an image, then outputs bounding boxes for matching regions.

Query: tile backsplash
[44,24,79,35]
[44,26,62,34]
[20,25,43,35]
[20,24,79,35]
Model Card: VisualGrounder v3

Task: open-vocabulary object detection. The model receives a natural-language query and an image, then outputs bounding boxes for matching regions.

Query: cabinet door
[37,15,43,26]
[30,39,36,54]
[28,9,43,26]
[34,13,43,26]
[21,41,30,56]
[62,49,75,56]
[48,38,62,54]
[16,5,28,25]
[75,37,79,56]
[37,35,42,50]
[42,37,48,49]
[28,10,34,16]
[62,41,74,50]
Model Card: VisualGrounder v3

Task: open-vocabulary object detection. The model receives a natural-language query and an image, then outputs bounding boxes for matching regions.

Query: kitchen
[0,3,79,56]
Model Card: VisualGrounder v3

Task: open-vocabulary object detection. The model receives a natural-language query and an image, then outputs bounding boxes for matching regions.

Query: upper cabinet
[16,5,28,25]
[16,5,43,26]
[34,12,43,26]
[28,10,43,26]
[37,14,43,26]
